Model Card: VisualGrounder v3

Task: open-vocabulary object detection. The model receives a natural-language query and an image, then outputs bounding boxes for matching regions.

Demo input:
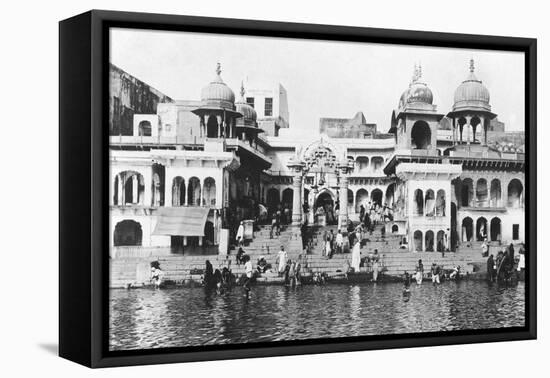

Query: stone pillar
[338,175,349,229]
[466,116,472,145]
[287,158,305,226]
[117,174,123,205]
[216,115,222,138]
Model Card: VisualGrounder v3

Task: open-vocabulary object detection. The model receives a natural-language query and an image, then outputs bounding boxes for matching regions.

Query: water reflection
[109,281,525,351]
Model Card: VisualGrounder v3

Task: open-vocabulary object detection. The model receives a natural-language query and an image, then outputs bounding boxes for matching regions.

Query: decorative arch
[371,188,383,206]
[355,189,369,213]
[206,115,219,138]
[476,178,488,207]
[356,156,369,173]
[266,188,280,213]
[490,179,502,207]
[462,217,474,242]
[411,120,431,149]
[172,176,185,206]
[436,230,446,252]
[414,189,424,215]
[476,217,488,241]
[461,178,474,207]
[413,230,423,251]
[507,179,524,208]
[490,217,502,242]
[435,189,446,216]
[203,177,216,206]
[385,183,396,207]
[114,220,142,246]
[425,189,435,216]
[371,156,384,171]
[282,188,293,209]
[425,230,435,252]
[187,177,201,206]
[119,171,145,205]
[138,120,152,136]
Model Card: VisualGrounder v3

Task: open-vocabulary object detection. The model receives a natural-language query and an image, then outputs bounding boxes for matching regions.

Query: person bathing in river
[415,259,424,285]
[351,237,361,273]
[449,265,461,280]
[487,254,496,282]
[150,262,164,288]
[403,271,411,292]
[371,249,380,282]
[276,246,288,276]
[243,255,253,298]
[431,263,441,284]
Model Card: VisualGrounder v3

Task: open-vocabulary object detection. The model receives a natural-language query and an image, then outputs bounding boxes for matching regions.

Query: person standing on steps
[236,221,245,247]
[335,229,344,254]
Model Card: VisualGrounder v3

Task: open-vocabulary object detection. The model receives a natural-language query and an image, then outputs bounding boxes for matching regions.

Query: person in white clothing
[335,229,344,254]
[243,255,253,297]
[276,246,288,275]
[351,237,361,272]
[236,221,245,246]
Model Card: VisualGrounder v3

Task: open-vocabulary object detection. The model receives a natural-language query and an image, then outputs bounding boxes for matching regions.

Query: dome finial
[417,62,422,80]
[240,80,245,99]
[469,58,475,73]
[216,62,222,76]
[411,63,418,84]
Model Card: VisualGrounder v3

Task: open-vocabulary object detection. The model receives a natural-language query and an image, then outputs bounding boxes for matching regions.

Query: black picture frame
[59,9,537,368]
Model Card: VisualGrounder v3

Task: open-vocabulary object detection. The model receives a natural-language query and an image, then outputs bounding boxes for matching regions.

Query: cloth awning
[153,207,210,236]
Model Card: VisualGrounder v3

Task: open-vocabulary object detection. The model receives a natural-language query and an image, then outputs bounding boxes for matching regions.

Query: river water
[109,280,525,351]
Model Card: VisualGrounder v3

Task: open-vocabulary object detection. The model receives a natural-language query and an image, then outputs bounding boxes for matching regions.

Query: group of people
[486,242,525,282]
[203,260,237,294]
[405,259,461,289]
[359,201,393,234]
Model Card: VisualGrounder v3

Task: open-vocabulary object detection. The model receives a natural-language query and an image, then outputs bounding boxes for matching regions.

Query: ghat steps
[111,223,488,288]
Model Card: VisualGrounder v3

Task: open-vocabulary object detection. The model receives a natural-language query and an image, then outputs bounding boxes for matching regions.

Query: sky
[110,28,525,140]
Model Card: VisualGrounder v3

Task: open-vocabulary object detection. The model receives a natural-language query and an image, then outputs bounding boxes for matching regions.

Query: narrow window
[512,224,519,240]
[264,97,273,116]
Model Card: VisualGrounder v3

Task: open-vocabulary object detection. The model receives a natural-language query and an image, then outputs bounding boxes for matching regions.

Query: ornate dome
[235,82,257,127]
[399,64,433,107]
[200,63,235,109]
[453,59,491,112]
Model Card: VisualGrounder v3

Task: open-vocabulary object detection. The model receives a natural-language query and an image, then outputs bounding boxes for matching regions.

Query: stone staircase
[110,223,493,288]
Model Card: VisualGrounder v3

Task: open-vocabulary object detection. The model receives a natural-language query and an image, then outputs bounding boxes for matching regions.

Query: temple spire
[469,58,475,73]
[216,62,221,76]
[417,62,422,80]
[240,80,245,99]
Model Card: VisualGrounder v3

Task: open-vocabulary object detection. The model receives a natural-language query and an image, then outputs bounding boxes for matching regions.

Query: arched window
[425,189,435,216]
[138,120,152,136]
[371,156,384,171]
[282,188,293,210]
[461,178,474,207]
[476,217,488,241]
[151,164,165,207]
[425,230,434,252]
[476,178,488,207]
[462,217,474,242]
[435,189,446,216]
[391,224,399,233]
[490,217,502,242]
[355,189,368,213]
[172,177,185,206]
[120,171,145,205]
[507,179,523,208]
[203,177,216,206]
[356,156,369,173]
[411,121,431,149]
[187,177,201,206]
[413,230,423,251]
[490,179,502,207]
[414,189,424,215]
[113,175,119,205]
[114,220,142,246]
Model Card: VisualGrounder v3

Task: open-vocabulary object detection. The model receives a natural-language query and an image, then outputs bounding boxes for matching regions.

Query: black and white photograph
[108,27,528,352]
